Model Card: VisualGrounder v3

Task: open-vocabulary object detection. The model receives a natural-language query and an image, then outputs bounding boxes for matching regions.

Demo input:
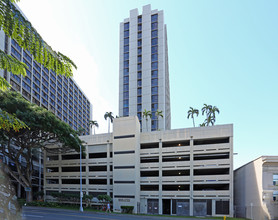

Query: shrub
[121,206,134,214]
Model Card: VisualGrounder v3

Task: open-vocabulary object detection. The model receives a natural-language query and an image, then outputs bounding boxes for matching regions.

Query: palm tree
[104,112,114,133]
[210,106,220,125]
[89,120,99,135]
[155,110,163,130]
[205,115,215,126]
[201,104,212,126]
[142,109,152,132]
[187,107,199,127]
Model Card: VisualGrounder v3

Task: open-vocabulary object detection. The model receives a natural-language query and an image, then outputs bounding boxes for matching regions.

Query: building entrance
[147,199,159,214]
[163,199,170,214]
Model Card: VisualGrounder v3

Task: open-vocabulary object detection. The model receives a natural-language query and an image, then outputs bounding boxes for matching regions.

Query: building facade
[0,29,92,135]
[119,5,171,132]
[0,4,92,199]
[234,156,278,220]
[44,116,233,217]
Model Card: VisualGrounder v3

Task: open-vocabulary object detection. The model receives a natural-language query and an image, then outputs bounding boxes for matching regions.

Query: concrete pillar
[212,199,216,216]
[189,136,194,216]
[106,141,110,196]
[158,139,163,215]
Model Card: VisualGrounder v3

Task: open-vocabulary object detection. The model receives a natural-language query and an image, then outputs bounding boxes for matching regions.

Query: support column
[189,136,194,216]
[106,140,110,196]
[212,199,216,216]
[158,138,163,215]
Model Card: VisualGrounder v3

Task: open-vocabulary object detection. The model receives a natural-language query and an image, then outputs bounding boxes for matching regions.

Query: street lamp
[70,134,83,212]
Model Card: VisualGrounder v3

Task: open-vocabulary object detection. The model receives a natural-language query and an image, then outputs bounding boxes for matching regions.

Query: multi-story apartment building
[119,5,171,132]
[44,116,234,217]
[0,4,92,199]
[234,156,278,220]
[0,31,92,134]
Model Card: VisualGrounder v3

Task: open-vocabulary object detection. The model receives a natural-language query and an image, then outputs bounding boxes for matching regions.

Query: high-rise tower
[119,5,171,132]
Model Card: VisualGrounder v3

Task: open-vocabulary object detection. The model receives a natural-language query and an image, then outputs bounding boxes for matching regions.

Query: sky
[17,0,278,169]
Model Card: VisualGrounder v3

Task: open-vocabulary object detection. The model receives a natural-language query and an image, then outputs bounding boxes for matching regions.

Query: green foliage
[0,50,27,77]
[97,194,112,203]
[26,201,61,208]
[0,91,83,197]
[0,75,10,91]
[0,0,77,77]
[104,112,114,123]
[0,108,27,131]
[120,206,134,213]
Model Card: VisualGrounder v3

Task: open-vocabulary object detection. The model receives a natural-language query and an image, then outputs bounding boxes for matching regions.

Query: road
[22,206,219,220]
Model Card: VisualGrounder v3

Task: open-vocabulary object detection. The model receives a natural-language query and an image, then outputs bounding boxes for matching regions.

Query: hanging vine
[0,0,77,77]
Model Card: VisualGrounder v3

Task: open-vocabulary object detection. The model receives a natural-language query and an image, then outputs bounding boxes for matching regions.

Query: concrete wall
[234,156,278,220]
[44,116,233,217]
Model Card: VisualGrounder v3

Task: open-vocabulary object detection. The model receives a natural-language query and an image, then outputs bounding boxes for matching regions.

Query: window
[152,38,158,46]
[124,45,129,52]
[151,78,158,86]
[137,96,142,103]
[137,87,142,95]
[152,70,158,78]
[138,55,142,63]
[124,68,129,75]
[138,40,142,47]
[124,76,129,84]
[152,95,158,103]
[151,86,158,94]
[152,103,158,112]
[137,63,142,71]
[152,46,158,54]
[123,91,129,99]
[151,14,158,22]
[137,71,142,79]
[138,24,142,31]
[138,47,142,55]
[124,52,129,61]
[123,107,129,116]
[124,22,129,30]
[124,30,129,38]
[123,84,129,91]
[124,38,129,45]
[152,54,158,62]
[273,191,278,201]
[151,30,158,38]
[138,16,142,23]
[274,174,278,186]
[137,79,142,87]
[123,100,129,108]
[151,22,158,30]
[137,104,142,112]
[124,60,129,68]
[138,32,142,39]
[152,62,158,70]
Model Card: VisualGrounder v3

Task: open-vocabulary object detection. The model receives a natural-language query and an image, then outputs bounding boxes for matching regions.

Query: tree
[155,109,163,130]
[89,120,99,135]
[210,106,220,125]
[187,107,199,127]
[142,109,151,132]
[0,0,77,132]
[97,194,112,210]
[0,91,83,202]
[104,112,114,133]
[201,104,212,124]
